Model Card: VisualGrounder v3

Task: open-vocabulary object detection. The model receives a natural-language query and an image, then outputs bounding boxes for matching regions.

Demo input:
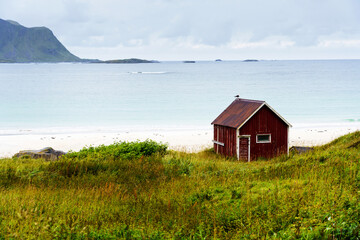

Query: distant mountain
[0,19,81,63]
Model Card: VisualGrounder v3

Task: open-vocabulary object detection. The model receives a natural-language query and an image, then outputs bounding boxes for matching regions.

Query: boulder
[289,146,314,154]
[13,147,66,161]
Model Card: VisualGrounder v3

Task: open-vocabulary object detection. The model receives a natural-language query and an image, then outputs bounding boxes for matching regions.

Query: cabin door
[239,136,250,162]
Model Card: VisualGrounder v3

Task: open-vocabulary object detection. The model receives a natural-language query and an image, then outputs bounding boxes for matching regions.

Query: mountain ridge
[0,19,81,63]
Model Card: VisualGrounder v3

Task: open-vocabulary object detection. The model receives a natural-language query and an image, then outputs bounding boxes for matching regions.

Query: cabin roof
[211,98,292,128]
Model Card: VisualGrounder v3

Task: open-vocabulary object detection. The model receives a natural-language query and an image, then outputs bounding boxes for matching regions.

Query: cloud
[1,0,360,59]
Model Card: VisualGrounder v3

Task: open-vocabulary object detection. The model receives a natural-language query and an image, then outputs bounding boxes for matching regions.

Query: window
[256,134,271,143]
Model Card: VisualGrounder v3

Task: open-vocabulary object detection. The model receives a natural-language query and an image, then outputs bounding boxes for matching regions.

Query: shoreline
[0,123,359,158]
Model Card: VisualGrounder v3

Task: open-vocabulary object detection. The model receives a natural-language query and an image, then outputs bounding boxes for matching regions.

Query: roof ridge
[237,98,265,103]
[212,98,291,128]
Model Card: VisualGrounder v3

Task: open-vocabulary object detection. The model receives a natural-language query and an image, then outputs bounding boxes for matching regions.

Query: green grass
[1,133,360,239]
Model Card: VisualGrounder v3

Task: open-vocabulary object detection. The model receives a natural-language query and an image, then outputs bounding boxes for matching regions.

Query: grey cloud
[1,0,360,59]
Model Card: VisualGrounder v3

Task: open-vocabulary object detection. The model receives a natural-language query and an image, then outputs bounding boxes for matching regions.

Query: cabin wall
[213,125,237,158]
[239,105,288,161]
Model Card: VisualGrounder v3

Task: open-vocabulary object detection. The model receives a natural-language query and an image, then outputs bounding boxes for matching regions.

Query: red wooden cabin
[211,98,291,161]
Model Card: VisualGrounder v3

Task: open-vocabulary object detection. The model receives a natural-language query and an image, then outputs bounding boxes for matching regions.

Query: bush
[64,140,167,161]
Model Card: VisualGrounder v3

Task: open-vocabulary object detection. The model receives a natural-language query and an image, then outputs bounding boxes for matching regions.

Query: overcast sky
[1,0,360,60]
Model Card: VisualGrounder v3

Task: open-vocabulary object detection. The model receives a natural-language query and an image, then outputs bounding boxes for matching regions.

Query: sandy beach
[0,122,359,158]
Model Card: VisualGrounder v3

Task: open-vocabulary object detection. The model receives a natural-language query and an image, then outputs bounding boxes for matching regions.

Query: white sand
[290,122,360,146]
[1,123,359,158]
[0,128,213,158]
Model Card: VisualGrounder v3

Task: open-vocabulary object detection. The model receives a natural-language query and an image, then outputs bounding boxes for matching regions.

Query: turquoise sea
[0,60,359,133]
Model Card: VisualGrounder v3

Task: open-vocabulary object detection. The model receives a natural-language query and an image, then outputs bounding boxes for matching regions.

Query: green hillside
[0,19,80,63]
[0,132,360,239]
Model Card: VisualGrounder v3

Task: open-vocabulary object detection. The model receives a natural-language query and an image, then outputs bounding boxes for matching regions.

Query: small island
[243,59,259,62]
[98,58,159,64]
[183,60,196,63]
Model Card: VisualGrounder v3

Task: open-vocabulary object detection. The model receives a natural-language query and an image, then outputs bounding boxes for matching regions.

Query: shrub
[64,139,167,161]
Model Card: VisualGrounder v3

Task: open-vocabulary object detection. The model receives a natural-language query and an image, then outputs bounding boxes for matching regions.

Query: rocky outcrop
[289,146,314,154]
[0,19,81,63]
[13,147,66,161]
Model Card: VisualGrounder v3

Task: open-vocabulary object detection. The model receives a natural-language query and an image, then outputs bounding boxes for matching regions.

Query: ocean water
[0,60,359,133]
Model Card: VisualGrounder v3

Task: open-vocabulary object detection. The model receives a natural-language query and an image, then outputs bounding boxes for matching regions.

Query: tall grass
[0,133,360,239]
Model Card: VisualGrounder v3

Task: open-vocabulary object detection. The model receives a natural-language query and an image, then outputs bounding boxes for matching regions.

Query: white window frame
[256,134,271,143]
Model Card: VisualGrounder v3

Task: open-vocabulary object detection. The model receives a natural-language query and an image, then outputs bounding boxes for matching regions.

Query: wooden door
[239,136,250,161]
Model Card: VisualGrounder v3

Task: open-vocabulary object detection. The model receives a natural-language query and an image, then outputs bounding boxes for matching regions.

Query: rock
[289,146,314,154]
[13,147,66,161]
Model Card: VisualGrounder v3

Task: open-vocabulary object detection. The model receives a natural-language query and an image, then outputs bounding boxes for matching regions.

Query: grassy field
[0,133,360,239]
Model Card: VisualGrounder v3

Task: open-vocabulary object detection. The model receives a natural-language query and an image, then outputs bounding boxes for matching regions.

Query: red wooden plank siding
[213,124,237,157]
[239,105,288,160]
